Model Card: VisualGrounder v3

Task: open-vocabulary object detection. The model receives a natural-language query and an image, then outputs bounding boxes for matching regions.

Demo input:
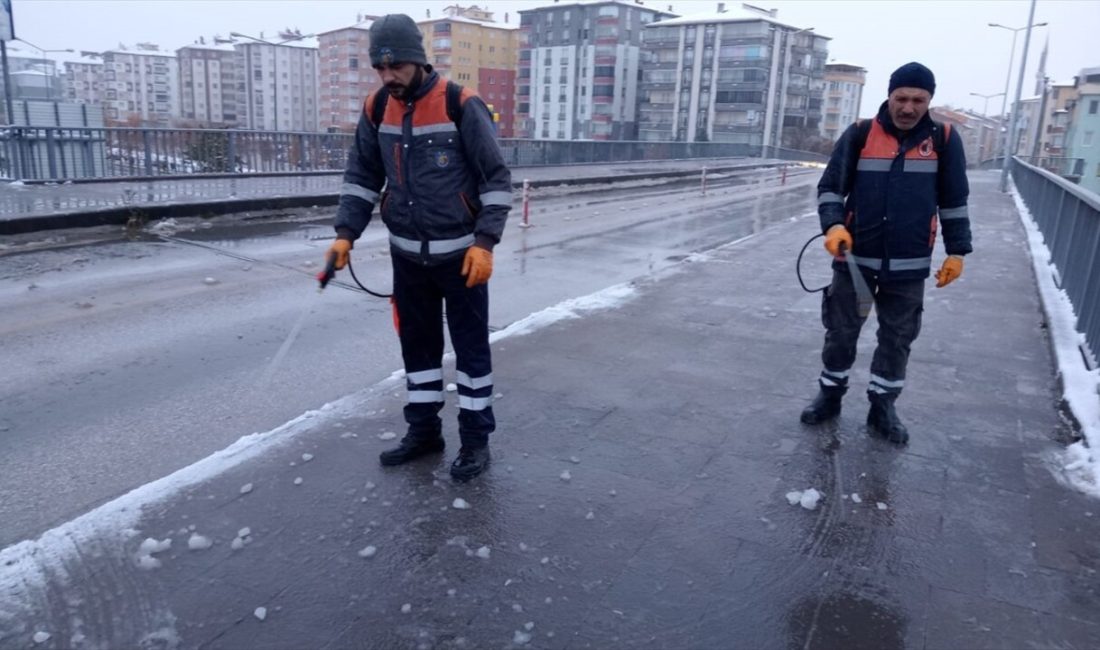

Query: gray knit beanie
[369,14,427,67]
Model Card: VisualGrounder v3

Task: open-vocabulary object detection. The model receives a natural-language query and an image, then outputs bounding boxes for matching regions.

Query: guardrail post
[781,164,788,186]
[142,130,153,176]
[298,134,307,170]
[701,166,707,196]
[521,179,531,227]
[45,128,58,180]
[227,132,237,173]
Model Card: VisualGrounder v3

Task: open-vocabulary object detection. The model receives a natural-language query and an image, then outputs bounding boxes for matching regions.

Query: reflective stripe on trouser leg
[867,278,925,398]
[819,268,870,392]
[393,253,446,436]
[445,273,495,446]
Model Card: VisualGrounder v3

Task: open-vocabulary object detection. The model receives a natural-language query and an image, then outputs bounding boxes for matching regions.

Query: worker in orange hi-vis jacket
[325,14,512,480]
[800,62,972,445]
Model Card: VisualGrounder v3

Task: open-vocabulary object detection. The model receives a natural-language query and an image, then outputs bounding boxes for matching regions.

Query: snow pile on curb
[1011,180,1100,498]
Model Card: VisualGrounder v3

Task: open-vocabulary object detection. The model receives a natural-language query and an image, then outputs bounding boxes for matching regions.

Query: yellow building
[419,5,520,136]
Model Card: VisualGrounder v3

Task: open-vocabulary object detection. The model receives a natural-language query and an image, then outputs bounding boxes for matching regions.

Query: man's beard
[387,68,422,99]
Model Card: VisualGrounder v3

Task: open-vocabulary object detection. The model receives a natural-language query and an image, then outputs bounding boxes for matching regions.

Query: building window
[1090,100,1099,115]
[349,57,358,69]
[1085,131,1094,147]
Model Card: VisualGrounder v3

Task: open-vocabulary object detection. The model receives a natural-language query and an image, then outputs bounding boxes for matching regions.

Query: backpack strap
[854,118,873,153]
[933,120,950,155]
[369,88,389,127]
[445,80,464,128]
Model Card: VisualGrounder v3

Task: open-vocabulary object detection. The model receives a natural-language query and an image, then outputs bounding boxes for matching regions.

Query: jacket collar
[875,100,935,145]
[409,70,440,102]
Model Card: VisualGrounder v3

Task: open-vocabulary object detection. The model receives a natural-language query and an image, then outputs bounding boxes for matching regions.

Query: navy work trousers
[818,267,925,398]
[392,251,495,447]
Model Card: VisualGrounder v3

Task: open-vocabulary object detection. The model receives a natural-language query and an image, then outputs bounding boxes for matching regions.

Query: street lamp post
[776,26,813,155]
[969,91,1004,163]
[989,15,1046,190]
[15,38,74,101]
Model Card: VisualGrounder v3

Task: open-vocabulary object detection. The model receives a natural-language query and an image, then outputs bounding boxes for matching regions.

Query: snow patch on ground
[489,284,637,343]
[1012,180,1100,499]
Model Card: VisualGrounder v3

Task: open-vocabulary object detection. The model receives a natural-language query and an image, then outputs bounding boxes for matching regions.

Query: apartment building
[516,0,675,141]
[420,5,519,137]
[235,36,321,132]
[820,61,864,142]
[636,5,828,147]
[318,20,380,133]
[61,52,105,106]
[177,37,240,127]
[101,44,179,126]
[1037,80,1078,159]
[1065,67,1100,194]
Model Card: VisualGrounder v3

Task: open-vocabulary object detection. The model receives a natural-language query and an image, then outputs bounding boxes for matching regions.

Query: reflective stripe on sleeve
[340,183,379,204]
[939,206,969,221]
[480,191,513,207]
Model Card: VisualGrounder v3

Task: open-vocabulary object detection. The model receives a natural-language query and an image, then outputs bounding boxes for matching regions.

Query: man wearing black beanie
[326,14,512,480]
[800,61,972,445]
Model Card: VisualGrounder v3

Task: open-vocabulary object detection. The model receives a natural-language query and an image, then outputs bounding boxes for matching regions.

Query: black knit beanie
[369,14,427,67]
[888,62,936,96]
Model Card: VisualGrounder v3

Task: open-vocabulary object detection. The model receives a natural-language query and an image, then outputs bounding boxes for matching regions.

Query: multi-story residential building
[1037,80,1077,159]
[1065,67,1100,194]
[420,4,520,137]
[637,5,828,148]
[820,61,864,142]
[934,107,991,167]
[318,20,380,133]
[516,0,675,141]
[235,35,321,132]
[177,37,240,127]
[1015,95,1042,159]
[0,45,63,112]
[60,51,105,106]
[101,44,179,126]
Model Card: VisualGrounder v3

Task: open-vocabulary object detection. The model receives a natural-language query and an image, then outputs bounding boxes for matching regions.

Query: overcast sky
[9,0,1099,116]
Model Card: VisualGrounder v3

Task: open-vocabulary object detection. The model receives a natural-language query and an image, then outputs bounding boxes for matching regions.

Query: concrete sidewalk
[2,173,1098,649]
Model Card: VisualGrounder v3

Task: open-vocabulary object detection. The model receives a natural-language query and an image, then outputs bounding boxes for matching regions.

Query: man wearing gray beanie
[326,13,512,480]
[800,61,972,445]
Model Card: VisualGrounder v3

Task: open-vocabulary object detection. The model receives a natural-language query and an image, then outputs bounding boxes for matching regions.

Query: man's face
[374,62,419,99]
[887,87,932,131]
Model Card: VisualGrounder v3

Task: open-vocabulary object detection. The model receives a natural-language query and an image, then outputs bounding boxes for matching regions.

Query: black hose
[346,258,393,298]
[796,233,829,293]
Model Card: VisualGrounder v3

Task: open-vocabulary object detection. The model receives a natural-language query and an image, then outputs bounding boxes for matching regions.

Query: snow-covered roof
[825,60,865,70]
[177,40,238,53]
[1052,79,1075,87]
[649,7,820,35]
[103,46,177,58]
[419,15,519,30]
[521,0,676,17]
[318,21,374,37]
[53,51,105,66]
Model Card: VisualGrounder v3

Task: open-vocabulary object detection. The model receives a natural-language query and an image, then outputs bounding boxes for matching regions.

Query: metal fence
[0,125,826,181]
[1012,156,1100,361]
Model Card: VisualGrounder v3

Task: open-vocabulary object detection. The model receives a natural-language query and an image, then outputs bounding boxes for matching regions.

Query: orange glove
[824,225,853,257]
[935,255,964,288]
[461,246,493,288]
[326,239,351,270]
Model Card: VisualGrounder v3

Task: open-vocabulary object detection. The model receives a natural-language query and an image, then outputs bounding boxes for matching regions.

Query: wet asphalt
[1,173,1099,649]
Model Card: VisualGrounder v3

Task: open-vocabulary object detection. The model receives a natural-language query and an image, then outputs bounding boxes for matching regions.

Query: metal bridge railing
[1012,156,1100,360]
[0,125,827,182]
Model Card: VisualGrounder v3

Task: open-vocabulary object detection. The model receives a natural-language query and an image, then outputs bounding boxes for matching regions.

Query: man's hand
[824,225,853,257]
[461,246,493,288]
[327,239,352,270]
[935,255,964,288]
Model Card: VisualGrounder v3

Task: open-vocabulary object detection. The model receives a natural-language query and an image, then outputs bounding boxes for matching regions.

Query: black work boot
[379,433,445,466]
[867,393,909,445]
[800,388,844,424]
[450,446,491,481]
